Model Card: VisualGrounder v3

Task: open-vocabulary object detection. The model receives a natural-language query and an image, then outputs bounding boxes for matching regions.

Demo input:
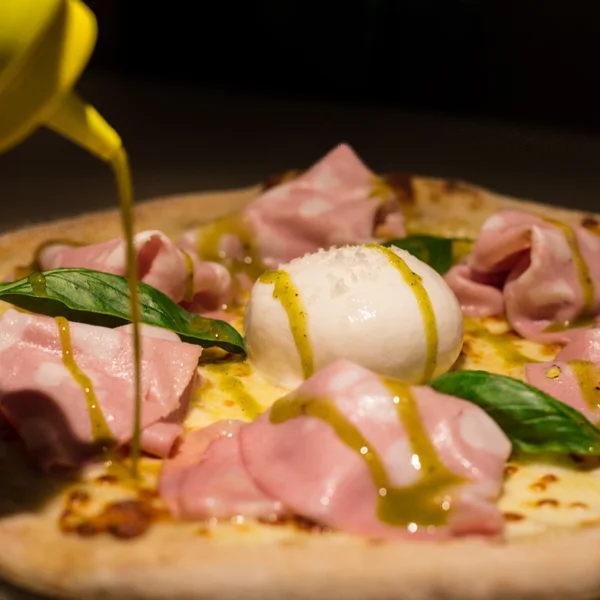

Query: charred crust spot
[582,216,600,236]
[382,172,414,205]
[504,465,519,478]
[262,170,302,190]
[99,500,155,539]
[75,522,98,537]
[265,515,331,534]
[293,515,332,534]
[60,500,156,540]
[137,488,160,503]
[94,474,119,485]
[442,179,478,197]
[539,474,559,484]
[67,489,90,506]
[535,498,560,508]
[569,501,589,509]
[569,454,600,470]
[503,512,525,522]
[529,482,547,492]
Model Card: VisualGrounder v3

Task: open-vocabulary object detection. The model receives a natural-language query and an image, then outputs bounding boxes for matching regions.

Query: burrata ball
[244,244,463,388]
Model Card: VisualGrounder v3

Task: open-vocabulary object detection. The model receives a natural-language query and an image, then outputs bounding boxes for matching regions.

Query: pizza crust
[3,512,600,600]
[1,177,600,600]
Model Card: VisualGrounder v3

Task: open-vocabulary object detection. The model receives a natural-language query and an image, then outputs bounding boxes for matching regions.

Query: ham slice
[159,360,510,539]
[241,360,510,539]
[445,210,600,343]
[0,310,202,470]
[525,329,600,423]
[159,420,285,521]
[37,230,234,312]
[178,144,407,272]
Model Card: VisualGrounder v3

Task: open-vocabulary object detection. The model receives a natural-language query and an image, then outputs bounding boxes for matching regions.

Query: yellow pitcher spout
[0,0,122,161]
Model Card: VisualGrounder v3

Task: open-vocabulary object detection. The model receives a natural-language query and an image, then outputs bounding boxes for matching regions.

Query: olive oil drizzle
[205,364,263,419]
[13,239,85,280]
[259,269,313,379]
[463,317,542,368]
[55,317,113,446]
[544,220,596,332]
[110,149,143,477]
[269,378,464,529]
[196,212,265,283]
[28,272,48,297]
[218,375,262,419]
[368,244,438,382]
[568,360,600,414]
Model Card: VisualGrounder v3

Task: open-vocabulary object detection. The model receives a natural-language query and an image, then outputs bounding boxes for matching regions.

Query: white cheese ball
[245,245,463,388]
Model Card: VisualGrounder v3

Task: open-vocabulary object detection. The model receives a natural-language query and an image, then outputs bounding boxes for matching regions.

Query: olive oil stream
[111,149,143,477]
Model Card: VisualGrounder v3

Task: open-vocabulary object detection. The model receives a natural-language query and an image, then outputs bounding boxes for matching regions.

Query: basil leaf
[0,269,245,355]
[383,236,475,274]
[430,370,600,454]
[383,236,453,274]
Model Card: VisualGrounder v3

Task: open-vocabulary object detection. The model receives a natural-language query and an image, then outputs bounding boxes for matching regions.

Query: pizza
[2,144,600,599]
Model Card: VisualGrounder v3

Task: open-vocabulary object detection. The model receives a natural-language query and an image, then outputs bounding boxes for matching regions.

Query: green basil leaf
[383,236,475,274]
[0,269,245,355]
[430,370,600,454]
[383,235,453,274]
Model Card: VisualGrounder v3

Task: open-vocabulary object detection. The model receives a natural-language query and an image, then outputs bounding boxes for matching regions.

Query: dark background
[94,0,600,133]
[1,0,599,233]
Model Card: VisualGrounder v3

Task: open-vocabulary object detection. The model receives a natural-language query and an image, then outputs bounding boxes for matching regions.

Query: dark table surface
[0,73,599,599]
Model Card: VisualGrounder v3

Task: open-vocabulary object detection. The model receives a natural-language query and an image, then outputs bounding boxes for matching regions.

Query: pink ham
[555,328,600,363]
[178,144,407,271]
[159,420,285,521]
[37,230,234,311]
[0,311,202,470]
[525,328,600,423]
[445,210,600,343]
[240,360,511,540]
